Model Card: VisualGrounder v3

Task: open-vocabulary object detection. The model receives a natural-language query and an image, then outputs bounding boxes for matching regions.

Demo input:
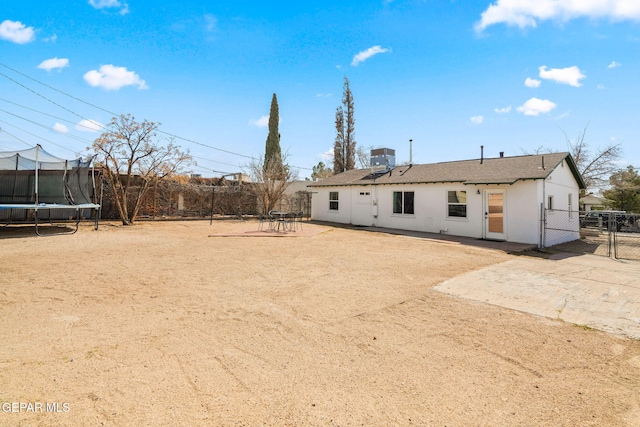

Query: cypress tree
[264,93,284,179]
[333,77,356,173]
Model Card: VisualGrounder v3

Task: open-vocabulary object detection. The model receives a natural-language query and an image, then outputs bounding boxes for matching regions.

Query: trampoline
[0,145,101,236]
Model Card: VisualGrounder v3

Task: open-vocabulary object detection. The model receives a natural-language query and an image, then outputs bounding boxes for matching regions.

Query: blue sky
[1,0,640,178]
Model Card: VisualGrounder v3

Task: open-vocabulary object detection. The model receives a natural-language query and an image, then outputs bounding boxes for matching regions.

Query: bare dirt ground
[1,220,639,426]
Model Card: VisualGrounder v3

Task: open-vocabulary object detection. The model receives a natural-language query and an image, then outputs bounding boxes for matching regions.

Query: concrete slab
[434,253,640,340]
[309,221,538,253]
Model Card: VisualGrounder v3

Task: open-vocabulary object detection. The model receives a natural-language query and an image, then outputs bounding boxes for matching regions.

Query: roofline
[307,152,587,189]
[308,177,553,187]
[559,153,586,190]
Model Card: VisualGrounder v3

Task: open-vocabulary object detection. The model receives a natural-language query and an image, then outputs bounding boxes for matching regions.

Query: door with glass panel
[484,190,506,240]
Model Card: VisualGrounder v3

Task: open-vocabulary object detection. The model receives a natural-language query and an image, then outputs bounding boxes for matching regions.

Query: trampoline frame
[0,203,100,236]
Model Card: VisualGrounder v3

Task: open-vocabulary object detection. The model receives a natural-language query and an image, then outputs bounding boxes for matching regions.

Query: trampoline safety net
[0,145,100,225]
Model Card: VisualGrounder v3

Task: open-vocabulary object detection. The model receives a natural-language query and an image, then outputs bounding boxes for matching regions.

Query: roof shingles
[309,152,585,189]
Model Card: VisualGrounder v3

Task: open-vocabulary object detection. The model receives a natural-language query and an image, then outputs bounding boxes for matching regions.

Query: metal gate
[543,208,640,261]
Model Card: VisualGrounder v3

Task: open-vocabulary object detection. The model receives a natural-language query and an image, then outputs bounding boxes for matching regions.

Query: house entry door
[484,190,506,240]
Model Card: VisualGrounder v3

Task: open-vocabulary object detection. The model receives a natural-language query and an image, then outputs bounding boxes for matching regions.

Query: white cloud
[321,149,333,160]
[597,84,606,90]
[525,77,541,88]
[0,20,35,44]
[83,65,148,90]
[316,93,332,97]
[517,98,557,116]
[204,14,217,32]
[538,65,585,87]
[89,0,120,7]
[608,60,621,68]
[249,115,269,128]
[37,57,69,72]
[494,106,512,114]
[476,0,640,31]
[470,115,484,124]
[351,45,391,66]
[75,119,103,133]
[53,123,69,133]
[88,0,129,15]
[44,34,58,43]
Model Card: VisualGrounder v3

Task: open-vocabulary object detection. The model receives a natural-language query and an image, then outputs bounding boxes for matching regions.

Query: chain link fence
[545,209,640,261]
[611,213,640,260]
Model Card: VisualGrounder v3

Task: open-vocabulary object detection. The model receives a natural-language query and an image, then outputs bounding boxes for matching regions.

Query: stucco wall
[543,159,581,246]
[505,180,541,245]
[313,182,539,243]
[310,159,582,246]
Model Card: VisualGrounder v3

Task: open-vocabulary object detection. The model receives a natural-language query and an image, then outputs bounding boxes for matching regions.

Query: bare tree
[523,124,623,192]
[91,114,191,225]
[247,153,298,214]
[355,145,372,169]
[562,123,622,191]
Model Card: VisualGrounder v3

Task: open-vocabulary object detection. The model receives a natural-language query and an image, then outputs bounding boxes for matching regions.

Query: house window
[548,195,554,210]
[447,190,467,218]
[329,191,339,210]
[393,191,414,215]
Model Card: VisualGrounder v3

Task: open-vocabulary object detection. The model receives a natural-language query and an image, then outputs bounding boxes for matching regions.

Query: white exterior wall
[372,183,484,237]
[542,160,581,246]
[310,187,353,224]
[504,180,542,245]
[311,165,580,246]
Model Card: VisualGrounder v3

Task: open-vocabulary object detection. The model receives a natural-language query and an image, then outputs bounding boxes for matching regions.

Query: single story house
[308,152,586,247]
[580,194,606,212]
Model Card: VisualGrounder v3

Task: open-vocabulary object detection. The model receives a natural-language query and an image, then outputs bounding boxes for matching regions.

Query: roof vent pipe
[409,139,413,165]
[499,151,504,158]
[542,156,545,170]
[480,145,484,164]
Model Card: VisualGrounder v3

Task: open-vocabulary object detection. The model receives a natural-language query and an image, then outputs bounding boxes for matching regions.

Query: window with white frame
[329,191,339,210]
[447,190,467,218]
[393,191,414,214]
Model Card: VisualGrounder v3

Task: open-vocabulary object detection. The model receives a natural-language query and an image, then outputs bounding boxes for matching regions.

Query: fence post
[209,186,215,225]
[539,203,545,248]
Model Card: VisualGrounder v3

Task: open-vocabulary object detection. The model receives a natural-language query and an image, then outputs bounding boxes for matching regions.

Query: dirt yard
[1,220,639,426]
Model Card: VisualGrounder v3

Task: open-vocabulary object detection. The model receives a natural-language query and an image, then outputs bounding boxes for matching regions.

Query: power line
[0,126,32,147]
[0,119,78,154]
[0,108,93,146]
[0,97,247,167]
[0,62,313,171]
[0,69,103,130]
[0,97,100,133]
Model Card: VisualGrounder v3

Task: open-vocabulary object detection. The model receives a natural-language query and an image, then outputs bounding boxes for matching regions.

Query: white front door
[484,190,506,240]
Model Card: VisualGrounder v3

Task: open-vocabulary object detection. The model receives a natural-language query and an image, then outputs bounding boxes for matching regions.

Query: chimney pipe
[499,151,504,158]
[480,145,484,164]
[409,139,413,164]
